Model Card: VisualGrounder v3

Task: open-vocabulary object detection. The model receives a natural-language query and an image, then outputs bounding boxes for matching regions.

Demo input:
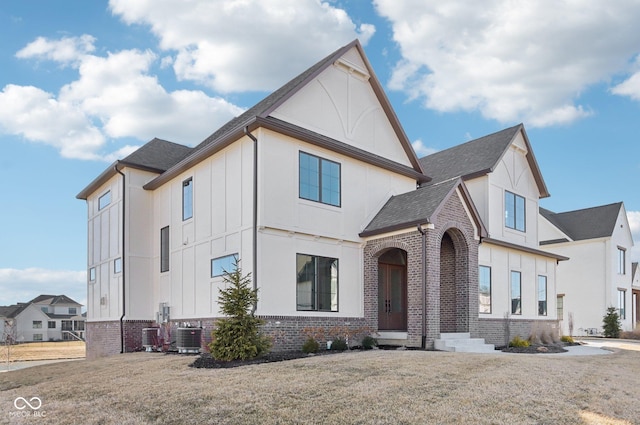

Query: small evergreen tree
[602,306,621,338]
[208,261,271,361]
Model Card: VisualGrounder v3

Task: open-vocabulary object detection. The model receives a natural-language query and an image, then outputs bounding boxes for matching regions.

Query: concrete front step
[435,333,496,353]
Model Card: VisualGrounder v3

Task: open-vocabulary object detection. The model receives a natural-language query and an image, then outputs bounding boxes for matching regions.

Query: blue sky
[1,0,639,308]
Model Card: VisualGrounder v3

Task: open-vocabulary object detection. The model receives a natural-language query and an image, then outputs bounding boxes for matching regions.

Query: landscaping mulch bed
[500,342,580,354]
[189,350,344,369]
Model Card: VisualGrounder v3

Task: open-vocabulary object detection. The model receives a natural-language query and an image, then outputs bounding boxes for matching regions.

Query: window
[479,266,491,314]
[48,321,56,329]
[41,307,48,313]
[505,191,525,231]
[182,178,193,220]
[33,334,43,341]
[557,295,564,320]
[98,191,111,210]
[296,254,338,312]
[299,152,341,207]
[618,289,626,320]
[511,271,521,315]
[618,247,626,274]
[211,254,238,277]
[69,307,77,315]
[538,276,547,316]
[33,321,42,329]
[89,267,96,282]
[114,257,122,274]
[161,226,170,272]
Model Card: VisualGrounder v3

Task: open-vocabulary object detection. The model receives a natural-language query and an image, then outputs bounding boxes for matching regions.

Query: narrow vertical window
[538,275,547,316]
[618,289,626,319]
[479,266,491,314]
[114,257,122,274]
[557,295,564,320]
[160,226,170,273]
[299,152,341,207]
[618,247,626,274]
[89,267,96,282]
[511,271,521,315]
[505,191,525,231]
[183,178,193,220]
[98,191,111,210]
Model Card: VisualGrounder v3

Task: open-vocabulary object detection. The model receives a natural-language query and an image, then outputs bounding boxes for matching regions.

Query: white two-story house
[78,40,491,358]
[419,125,568,346]
[539,202,635,335]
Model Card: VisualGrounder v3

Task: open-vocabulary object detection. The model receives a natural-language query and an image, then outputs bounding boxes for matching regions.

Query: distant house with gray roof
[539,202,635,334]
[0,295,84,342]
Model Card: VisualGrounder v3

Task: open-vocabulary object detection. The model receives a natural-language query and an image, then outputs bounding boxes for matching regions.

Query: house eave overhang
[482,237,569,261]
[359,219,431,238]
[76,160,164,200]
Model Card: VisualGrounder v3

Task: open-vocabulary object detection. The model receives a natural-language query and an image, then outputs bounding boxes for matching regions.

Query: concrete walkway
[0,358,84,373]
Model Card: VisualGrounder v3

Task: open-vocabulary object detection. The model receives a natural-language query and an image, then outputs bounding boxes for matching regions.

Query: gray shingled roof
[419,124,549,198]
[121,138,193,172]
[540,202,623,242]
[360,179,460,236]
[29,294,82,305]
[0,303,29,318]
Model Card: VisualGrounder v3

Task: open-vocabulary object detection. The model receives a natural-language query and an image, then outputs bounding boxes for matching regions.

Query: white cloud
[109,0,375,92]
[628,210,640,263]
[411,139,437,158]
[16,34,96,66]
[2,40,244,160]
[374,0,640,127]
[0,268,86,309]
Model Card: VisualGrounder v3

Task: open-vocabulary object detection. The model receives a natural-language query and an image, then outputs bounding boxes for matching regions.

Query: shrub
[561,335,575,344]
[361,335,378,350]
[509,336,530,348]
[620,329,640,340]
[602,307,621,338]
[302,337,319,354]
[208,261,271,361]
[330,337,348,351]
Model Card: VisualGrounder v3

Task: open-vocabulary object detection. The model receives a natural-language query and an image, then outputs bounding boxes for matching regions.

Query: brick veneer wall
[363,186,480,350]
[479,318,560,347]
[86,320,154,360]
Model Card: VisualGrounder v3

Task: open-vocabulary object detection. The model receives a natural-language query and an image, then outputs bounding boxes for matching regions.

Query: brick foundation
[479,317,560,347]
[86,320,155,360]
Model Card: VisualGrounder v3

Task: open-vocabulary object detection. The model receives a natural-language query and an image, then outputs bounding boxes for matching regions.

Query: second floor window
[183,178,193,220]
[299,152,341,207]
[98,191,111,210]
[505,191,525,232]
[618,247,626,274]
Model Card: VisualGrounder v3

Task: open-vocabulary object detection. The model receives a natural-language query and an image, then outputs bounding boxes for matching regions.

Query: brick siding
[479,317,560,347]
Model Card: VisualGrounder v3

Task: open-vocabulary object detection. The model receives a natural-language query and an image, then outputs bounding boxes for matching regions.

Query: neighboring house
[0,295,85,342]
[632,262,639,328]
[539,202,635,335]
[419,125,568,345]
[77,40,495,359]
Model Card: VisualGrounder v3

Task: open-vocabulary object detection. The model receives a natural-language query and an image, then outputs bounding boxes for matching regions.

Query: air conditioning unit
[176,327,202,354]
[142,327,159,352]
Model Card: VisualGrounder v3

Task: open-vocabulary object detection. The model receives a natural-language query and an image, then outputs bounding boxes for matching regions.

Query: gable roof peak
[540,202,624,241]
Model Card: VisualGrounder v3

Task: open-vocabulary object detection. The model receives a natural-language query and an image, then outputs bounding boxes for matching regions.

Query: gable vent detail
[334,58,370,81]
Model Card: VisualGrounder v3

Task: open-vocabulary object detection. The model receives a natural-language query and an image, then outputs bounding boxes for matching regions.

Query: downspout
[114,163,126,354]
[417,225,427,349]
[244,127,258,315]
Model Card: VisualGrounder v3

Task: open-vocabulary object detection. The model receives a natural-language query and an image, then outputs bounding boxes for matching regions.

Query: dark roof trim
[359,218,430,238]
[482,237,569,261]
[517,125,549,198]
[76,159,164,200]
[540,238,570,245]
[260,117,430,184]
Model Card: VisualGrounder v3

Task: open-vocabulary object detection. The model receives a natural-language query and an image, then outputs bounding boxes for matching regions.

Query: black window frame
[538,275,547,316]
[511,271,522,315]
[296,253,339,312]
[160,226,170,273]
[298,151,341,207]
[479,265,492,314]
[505,191,526,232]
[98,190,111,210]
[182,177,193,221]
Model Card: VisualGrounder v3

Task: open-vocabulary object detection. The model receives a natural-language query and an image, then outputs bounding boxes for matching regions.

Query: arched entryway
[378,249,407,331]
[439,229,470,333]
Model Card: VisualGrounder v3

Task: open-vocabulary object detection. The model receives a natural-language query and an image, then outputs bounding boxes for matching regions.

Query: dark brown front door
[378,263,407,331]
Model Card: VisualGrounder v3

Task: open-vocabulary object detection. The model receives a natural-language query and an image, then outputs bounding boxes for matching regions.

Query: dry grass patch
[1,341,85,362]
[1,349,640,424]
